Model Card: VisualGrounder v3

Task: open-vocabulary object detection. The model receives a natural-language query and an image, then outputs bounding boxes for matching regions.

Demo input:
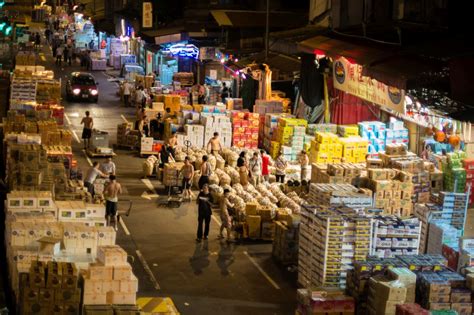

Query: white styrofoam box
[96,226,116,246]
[86,204,106,219]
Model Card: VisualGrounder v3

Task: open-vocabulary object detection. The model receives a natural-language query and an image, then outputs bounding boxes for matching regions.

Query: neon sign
[164,43,199,59]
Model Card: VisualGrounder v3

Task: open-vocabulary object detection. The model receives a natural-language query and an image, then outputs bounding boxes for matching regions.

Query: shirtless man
[180,156,195,200]
[104,175,122,231]
[81,111,93,150]
[167,132,177,158]
[207,132,222,155]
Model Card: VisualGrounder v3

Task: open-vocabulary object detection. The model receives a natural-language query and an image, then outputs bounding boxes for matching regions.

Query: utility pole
[265,0,269,61]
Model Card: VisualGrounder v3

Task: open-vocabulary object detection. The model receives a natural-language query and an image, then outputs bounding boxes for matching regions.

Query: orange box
[232,111,245,119]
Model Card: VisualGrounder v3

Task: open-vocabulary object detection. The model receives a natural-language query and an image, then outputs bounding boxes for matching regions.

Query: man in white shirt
[135,86,145,108]
[84,162,107,196]
[100,157,116,175]
[123,81,131,107]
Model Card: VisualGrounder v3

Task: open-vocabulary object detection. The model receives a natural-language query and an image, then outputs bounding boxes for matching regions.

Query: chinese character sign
[142,2,153,28]
[333,57,405,113]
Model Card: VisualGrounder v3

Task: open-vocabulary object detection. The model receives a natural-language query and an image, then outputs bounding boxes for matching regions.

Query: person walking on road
[237,151,249,186]
[218,189,234,242]
[196,184,213,242]
[181,156,195,201]
[56,45,63,66]
[207,132,222,156]
[198,155,212,189]
[34,33,41,50]
[66,44,73,65]
[123,81,131,107]
[84,162,107,197]
[104,175,122,231]
[81,111,93,150]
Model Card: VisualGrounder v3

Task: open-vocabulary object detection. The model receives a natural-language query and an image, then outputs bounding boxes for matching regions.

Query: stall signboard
[199,47,220,61]
[142,2,153,28]
[333,57,405,114]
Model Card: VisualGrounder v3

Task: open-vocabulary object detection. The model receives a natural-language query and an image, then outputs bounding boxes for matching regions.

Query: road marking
[120,114,129,124]
[211,215,221,225]
[141,178,159,195]
[141,191,159,200]
[243,251,281,290]
[136,250,161,290]
[119,218,131,235]
[72,130,81,143]
[82,150,93,166]
[64,113,72,125]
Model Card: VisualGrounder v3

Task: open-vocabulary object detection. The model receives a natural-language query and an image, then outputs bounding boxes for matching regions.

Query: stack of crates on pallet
[81,245,139,305]
[272,214,300,265]
[298,205,372,288]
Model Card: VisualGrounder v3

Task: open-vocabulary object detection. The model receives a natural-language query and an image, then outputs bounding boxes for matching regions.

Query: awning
[298,35,390,65]
[236,52,301,75]
[211,10,306,28]
[140,27,186,45]
[362,55,444,90]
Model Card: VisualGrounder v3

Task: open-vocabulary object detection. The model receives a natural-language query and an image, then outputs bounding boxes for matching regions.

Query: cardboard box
[247,215,261,239]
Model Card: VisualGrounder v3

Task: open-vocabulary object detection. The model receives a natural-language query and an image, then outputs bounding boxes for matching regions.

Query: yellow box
[316,143,328,152]
[327,144,335,153]
[344,156,356,163]
[334,143,343,157]
[342,148,353,158]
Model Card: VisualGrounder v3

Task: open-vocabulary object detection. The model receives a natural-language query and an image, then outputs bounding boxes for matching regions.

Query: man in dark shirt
[196,184,213,242]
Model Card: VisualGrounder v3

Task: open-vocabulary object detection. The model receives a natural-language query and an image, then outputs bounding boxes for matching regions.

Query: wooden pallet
[86,149,116,158]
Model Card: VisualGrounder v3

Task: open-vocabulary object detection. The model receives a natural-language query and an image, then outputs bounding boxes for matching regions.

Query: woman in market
[275,151,288,183]
[299,150,309,182]
[237,151,249,186]
[199,155,212,189]
[218,189,234,242]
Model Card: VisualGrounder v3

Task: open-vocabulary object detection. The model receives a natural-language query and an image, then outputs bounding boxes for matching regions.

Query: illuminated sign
[142,2,153,28]
[165,43,199,59]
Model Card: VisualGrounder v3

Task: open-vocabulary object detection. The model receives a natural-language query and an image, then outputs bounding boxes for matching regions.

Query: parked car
[66,72,99,102]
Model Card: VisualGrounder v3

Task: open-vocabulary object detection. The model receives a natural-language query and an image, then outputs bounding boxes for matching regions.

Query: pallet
[86,149,116,158]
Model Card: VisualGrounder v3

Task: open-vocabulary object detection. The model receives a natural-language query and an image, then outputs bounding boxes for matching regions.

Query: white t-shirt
[85,167,101,183]
[123,83,131,95]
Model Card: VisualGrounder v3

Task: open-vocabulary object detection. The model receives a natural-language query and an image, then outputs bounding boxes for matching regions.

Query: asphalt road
[38,41,298,315]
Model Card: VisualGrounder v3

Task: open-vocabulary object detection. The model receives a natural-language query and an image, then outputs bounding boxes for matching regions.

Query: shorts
[182,177,192,190]
[82,128,92,139]
[84,181,94,196]
[106,200,118,216]
[198,176,209,189]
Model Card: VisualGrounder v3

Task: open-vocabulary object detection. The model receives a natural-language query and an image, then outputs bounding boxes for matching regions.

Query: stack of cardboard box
[244,203,276,240]
[82,245,138,306]
[296,288,355,315]
[298,205,372,288]
[163,162,184,187]
[308,183,373,208]
[367,168,414,216]
[372,217,421,258]
[116,122,139,149]
[272,215,300,265]
[367,274,408,315]
[311,162,366,184]
[253,99,284,114]
[19,261,82,315]
[444,152,467,193]
[231,112,260,149]
[202,114,232,148]
[273,118,308,161]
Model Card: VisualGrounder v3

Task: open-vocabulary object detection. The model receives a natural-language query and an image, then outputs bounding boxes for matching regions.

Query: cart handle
[119,200,133,217]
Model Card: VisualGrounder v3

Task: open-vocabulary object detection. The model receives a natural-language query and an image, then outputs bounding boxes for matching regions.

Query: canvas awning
[298,35,390,65]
